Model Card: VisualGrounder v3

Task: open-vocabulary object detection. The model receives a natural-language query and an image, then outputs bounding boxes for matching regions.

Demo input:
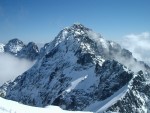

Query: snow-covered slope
[1,24,150,113]
[0,97,92,113]
[0,43,5,52]
[85,85,128,112]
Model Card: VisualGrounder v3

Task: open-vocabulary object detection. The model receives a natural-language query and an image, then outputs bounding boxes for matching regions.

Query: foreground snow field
[0,97,92,113]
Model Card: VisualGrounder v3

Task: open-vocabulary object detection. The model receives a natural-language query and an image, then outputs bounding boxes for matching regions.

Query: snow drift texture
[0,97,92,113]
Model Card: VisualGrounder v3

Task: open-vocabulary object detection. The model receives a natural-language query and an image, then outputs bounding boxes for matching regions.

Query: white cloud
[121,32,150,65]
[0,53,35,85]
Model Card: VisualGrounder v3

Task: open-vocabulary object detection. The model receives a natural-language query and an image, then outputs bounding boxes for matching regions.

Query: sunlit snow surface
[0,43,5,52]
[85,85,128,113]
[65,75,88,93]
[0,97,92,113]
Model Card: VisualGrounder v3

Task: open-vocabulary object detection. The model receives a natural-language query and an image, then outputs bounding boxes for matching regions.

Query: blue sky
[0,0,150,43]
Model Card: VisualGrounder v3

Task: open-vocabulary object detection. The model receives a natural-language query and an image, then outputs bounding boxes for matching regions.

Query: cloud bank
[0,53,35,86]
[121,32,150,65]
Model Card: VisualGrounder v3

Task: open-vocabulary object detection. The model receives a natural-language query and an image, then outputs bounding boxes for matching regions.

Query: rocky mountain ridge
[0,38,39,61]
[1,24,150,113]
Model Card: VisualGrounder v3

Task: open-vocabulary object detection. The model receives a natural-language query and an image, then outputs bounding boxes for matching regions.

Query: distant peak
[27,42,36,46]
[9,38,20,42]
[8,38,24,45]
[4,38,25,54]
[26,42,39,51]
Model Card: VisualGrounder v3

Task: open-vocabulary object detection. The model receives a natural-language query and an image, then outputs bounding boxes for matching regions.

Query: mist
[121,32,150,65]
[0,53,35,86]
[88,31,148,73]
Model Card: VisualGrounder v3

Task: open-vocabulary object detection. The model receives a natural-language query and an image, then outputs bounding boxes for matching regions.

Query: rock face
[17,42,39,61]
[2,24,150,113]
[1,38,39,61]
[4,38,25,55]
[105,71,150,113]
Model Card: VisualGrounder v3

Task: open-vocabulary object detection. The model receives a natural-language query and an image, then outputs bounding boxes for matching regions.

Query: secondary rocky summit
[0,38,39,61]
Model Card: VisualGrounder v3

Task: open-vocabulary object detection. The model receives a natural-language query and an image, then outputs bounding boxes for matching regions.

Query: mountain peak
[70,23,90,31]
[53,24,92,47]
[62,23,91,33]
[4,38,25,55]
[17,42,39,60]
[8,38,23,44]
[0,38,40,60]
